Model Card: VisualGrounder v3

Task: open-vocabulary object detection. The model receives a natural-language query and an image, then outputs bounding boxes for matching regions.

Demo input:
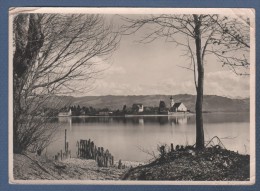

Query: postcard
[8,7,255,185]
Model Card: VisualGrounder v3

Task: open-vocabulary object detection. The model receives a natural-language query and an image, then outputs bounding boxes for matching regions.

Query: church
[169,96,188,112]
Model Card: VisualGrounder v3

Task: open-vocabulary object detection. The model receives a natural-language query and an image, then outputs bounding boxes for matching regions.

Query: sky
[83,15,250,98]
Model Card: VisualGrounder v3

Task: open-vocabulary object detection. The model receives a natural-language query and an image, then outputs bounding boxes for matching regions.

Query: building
[132,103,144,113]
[58,108,72,117]
[171,102,187,112]
[169,96,188,112]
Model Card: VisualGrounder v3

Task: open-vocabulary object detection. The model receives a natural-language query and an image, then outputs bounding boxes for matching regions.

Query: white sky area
[82,15,250,98]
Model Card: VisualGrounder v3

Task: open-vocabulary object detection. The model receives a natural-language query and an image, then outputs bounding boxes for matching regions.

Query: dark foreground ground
[13,146,249,181]
[123,146,250,181]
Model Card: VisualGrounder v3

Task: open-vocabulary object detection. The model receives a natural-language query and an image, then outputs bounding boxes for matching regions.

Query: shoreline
[56,113,194,118]
[124,113,194,117]
[55,111,249,118]
[13,145,250,181]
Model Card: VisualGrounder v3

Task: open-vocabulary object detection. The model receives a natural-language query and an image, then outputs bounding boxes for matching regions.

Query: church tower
[170,96,174,107]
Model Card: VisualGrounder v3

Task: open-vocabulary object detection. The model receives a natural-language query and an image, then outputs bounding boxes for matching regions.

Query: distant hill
[45,94,249,112]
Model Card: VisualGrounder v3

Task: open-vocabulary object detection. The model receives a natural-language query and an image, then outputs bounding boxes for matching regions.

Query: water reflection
[58,117,72,130]
[55,112,249,126]
[56,115,190,126]
[168,116,188,125]
[58,116,72,124]
[47,112,250,161]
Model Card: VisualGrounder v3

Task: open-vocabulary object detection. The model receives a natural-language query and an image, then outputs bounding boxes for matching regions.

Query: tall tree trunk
[13,14,44,153]
[193,15,205,149]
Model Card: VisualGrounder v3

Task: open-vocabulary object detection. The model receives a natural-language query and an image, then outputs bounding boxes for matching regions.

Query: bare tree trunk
[194,15,205,149]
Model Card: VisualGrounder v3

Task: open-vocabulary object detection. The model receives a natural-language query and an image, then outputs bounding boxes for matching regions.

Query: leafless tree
[12,13,120,153]
[122,14,250,149]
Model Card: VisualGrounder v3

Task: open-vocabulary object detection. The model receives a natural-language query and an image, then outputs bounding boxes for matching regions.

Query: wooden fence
[53,129,115,168]
[77,139,114,167]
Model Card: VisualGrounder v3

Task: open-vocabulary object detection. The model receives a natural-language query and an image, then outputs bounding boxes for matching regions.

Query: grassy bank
[122,146,250,181]
[13,153,141,180]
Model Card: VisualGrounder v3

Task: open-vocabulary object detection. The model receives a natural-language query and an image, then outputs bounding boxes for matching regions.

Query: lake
[46,112,250,162]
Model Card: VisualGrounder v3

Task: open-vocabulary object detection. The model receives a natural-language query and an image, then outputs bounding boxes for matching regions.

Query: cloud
[147,70,250,98]
[88,78,196,96]
[204,70,250,98]
[156,79,196,95]
[88,70,250,98]
[88,81,136,95]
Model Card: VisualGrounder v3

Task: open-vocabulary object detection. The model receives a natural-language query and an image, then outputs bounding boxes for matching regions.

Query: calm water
[46,112,250,162]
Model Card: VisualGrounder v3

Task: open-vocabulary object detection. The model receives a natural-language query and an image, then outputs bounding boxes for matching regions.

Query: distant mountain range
[45,94,249,112]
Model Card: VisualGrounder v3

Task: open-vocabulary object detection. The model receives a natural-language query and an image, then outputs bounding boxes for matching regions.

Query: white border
[8,7,256,185]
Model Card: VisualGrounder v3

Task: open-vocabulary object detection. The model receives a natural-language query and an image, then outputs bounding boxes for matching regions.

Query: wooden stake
[60,150,63,161]
[171,143,174,152]
[65,129,67,152]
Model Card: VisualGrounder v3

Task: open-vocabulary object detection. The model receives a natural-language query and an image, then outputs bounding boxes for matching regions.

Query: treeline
[58,104,162,116]
[39,105,107,117]
[123,105,160,115]
[42,103,172,117]
[61,105,111,116]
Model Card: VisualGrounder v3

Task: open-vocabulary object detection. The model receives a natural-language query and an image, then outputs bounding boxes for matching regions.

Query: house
[132,103,144,113]
[58,108,72,117]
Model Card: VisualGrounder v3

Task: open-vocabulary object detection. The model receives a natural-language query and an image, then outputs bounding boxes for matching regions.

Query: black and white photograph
[9,8,255,184]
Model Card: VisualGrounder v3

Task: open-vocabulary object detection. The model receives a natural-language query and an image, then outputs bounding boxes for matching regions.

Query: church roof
[172,102,182,108]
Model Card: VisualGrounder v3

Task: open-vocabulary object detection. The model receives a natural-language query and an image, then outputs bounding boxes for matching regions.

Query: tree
[122,14,250,149]
[122,105,127,112]
[158,101,167,113]
[12,13,120,153]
